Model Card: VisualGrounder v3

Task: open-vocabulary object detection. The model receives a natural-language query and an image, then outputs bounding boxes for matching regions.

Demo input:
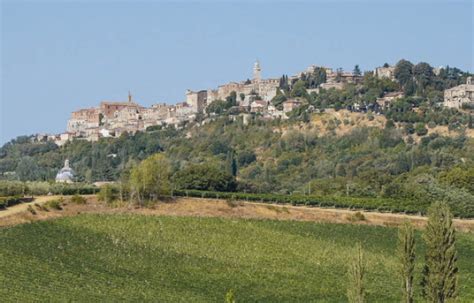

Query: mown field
[1,214,473,302]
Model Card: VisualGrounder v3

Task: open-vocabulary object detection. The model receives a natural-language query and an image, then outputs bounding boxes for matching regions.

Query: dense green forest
[1,59,473,214]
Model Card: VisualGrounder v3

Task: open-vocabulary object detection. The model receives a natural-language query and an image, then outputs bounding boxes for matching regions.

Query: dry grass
[1,195,473,232]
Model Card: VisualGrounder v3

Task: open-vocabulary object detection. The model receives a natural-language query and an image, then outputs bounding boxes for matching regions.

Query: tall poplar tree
[398,221,416,303]
[347,242,366,303]
[421,201,458,302]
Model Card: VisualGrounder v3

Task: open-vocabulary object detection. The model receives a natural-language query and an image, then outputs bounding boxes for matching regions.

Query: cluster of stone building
[444,77,474,109]
[40,61,314,145]
[35,61,473,146]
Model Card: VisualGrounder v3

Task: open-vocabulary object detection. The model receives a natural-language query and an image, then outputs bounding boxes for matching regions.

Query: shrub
[46,198,64,210]
[70,195,87,205]
[415,123,428,136]
[0,198,7,209]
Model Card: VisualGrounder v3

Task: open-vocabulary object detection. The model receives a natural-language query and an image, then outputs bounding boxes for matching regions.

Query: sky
[1,0,473,144]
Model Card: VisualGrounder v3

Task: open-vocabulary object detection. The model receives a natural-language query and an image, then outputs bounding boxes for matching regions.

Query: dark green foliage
[237,150,256,167]
[414,123,428,136]
[394,59,414,87]
[271,90,287,109]
[173,164,236,192]
[306,67,327,88]
[206,99,230,114]
[421,202,458,302]
[225,151,237,177]
[353,65,361,77]
[290,80,309,99]
[0,196,23,209]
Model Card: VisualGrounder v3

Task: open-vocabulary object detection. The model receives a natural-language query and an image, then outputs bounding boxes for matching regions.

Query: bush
[0,196,23,209]
[0,181,25,196]
[70,195,87,205]
[415,123,428,136]
[173,164,237,192]
[46,198,64,210]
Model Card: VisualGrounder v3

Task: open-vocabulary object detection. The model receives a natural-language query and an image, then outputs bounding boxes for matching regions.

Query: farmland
[1,214,474,302]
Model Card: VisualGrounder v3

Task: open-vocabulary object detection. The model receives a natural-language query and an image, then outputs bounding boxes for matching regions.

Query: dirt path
[1,196,473,232]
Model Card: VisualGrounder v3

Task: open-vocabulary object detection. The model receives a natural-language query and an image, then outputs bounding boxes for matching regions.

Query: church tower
[253,60,261,83]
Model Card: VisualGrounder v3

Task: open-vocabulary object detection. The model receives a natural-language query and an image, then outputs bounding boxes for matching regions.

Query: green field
[1,215,473,302]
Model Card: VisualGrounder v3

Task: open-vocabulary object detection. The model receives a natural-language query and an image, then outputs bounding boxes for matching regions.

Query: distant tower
[253,60,261,83]
[128,91,132,103]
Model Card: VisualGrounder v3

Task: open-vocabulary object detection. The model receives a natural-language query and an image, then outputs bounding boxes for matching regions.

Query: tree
[413,62,434,91]
[271,90,287,109]
[226,150,237,177]
[290,80,308,98]
[398,222,416,303]
[226,91,238,107]
[239,93,245,102]
[129,153,171,204]
[421,201,458,302]
[347,243,366,303]
[16,156,42,181]
[173,163,236,192]
[394,59,414,87]
[336,68,343,82]
[353,65,362,76]
[237,150,256,167]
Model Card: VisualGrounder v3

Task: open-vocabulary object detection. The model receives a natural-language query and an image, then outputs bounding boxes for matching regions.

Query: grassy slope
[0,214,473,302]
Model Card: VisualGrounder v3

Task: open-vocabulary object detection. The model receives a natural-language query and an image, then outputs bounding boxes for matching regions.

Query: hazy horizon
[1,1,473,144]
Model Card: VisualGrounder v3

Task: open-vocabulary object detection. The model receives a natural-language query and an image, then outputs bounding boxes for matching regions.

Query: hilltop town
[35,61,473,146]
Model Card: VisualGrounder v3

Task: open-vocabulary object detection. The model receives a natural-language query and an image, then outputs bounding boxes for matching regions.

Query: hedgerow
[173,189,471,218]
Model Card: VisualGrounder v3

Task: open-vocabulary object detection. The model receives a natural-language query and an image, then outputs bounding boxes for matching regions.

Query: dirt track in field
[1,196,473,232]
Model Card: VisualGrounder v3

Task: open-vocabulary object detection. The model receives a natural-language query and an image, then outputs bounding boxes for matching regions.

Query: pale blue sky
[1,1,473,143]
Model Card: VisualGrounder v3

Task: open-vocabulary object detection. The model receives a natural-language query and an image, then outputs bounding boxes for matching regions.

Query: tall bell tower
[253,60,261,83]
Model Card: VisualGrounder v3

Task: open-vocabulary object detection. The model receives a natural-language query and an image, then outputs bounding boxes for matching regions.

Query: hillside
[1,111,474,217]
[1,212,474,302]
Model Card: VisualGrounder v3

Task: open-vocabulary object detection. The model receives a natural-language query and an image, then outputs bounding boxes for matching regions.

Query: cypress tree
[347,242,365,303]
[225,151,237,177]
[421,201,458,302]
[398,221,415,303]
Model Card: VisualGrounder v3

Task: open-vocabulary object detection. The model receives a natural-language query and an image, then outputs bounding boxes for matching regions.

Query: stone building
[376,91,404,108]
[374,65,396,80]
[444,77,474,109]
[283,99,303,113]
[67,107,101,135]
[250,100,267,113]
[185,89,208,113]
[205,60,280,104]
